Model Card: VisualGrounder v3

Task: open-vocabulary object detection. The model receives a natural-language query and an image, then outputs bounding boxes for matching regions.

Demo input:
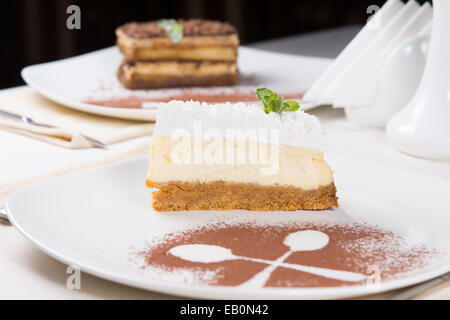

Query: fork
[0,108,107,149]
[387,272,450,300]
[0,207,10,225]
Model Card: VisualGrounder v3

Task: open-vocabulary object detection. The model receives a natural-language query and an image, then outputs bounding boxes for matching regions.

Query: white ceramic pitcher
[386,0,450,160]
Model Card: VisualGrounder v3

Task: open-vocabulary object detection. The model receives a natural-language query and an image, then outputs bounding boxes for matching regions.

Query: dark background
[1,0,430,89]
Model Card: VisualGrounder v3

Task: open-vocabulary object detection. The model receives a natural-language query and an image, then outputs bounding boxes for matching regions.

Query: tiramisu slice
[146,89,338,211]
[116,19,239,89]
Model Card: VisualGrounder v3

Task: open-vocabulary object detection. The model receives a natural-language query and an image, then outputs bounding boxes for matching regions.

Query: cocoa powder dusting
[85,92,304,109]
[118,19,237,39]
[133,223,438,288]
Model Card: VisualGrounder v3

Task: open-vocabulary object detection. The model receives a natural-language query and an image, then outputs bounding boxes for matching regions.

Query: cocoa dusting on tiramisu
[84,91,304,108]
[118,19,237,39]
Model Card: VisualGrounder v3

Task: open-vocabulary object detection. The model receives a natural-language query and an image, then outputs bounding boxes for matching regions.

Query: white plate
[6,154,450,299]
[21,47,332,121]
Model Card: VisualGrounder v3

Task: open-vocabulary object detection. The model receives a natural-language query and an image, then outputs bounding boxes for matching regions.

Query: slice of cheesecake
[146,100,338,211]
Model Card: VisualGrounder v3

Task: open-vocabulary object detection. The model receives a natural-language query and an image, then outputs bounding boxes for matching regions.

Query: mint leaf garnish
[283,100,300,111]
[255,88,300,114]
[157,19,183,43]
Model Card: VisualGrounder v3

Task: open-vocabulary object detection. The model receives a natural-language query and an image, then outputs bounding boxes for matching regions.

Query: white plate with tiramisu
[21,19,332,121]
[6,99,450,299]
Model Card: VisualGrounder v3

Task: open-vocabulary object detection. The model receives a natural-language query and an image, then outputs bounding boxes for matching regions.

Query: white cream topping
[153,100,328,150]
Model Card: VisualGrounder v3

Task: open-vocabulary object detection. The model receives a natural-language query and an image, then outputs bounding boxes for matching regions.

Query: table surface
[1,26,450,299]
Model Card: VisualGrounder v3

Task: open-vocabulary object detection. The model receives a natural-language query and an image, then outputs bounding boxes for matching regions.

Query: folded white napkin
[0,88,154,148]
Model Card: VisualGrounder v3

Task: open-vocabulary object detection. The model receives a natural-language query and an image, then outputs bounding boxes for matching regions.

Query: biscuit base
[147,181,338,211]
